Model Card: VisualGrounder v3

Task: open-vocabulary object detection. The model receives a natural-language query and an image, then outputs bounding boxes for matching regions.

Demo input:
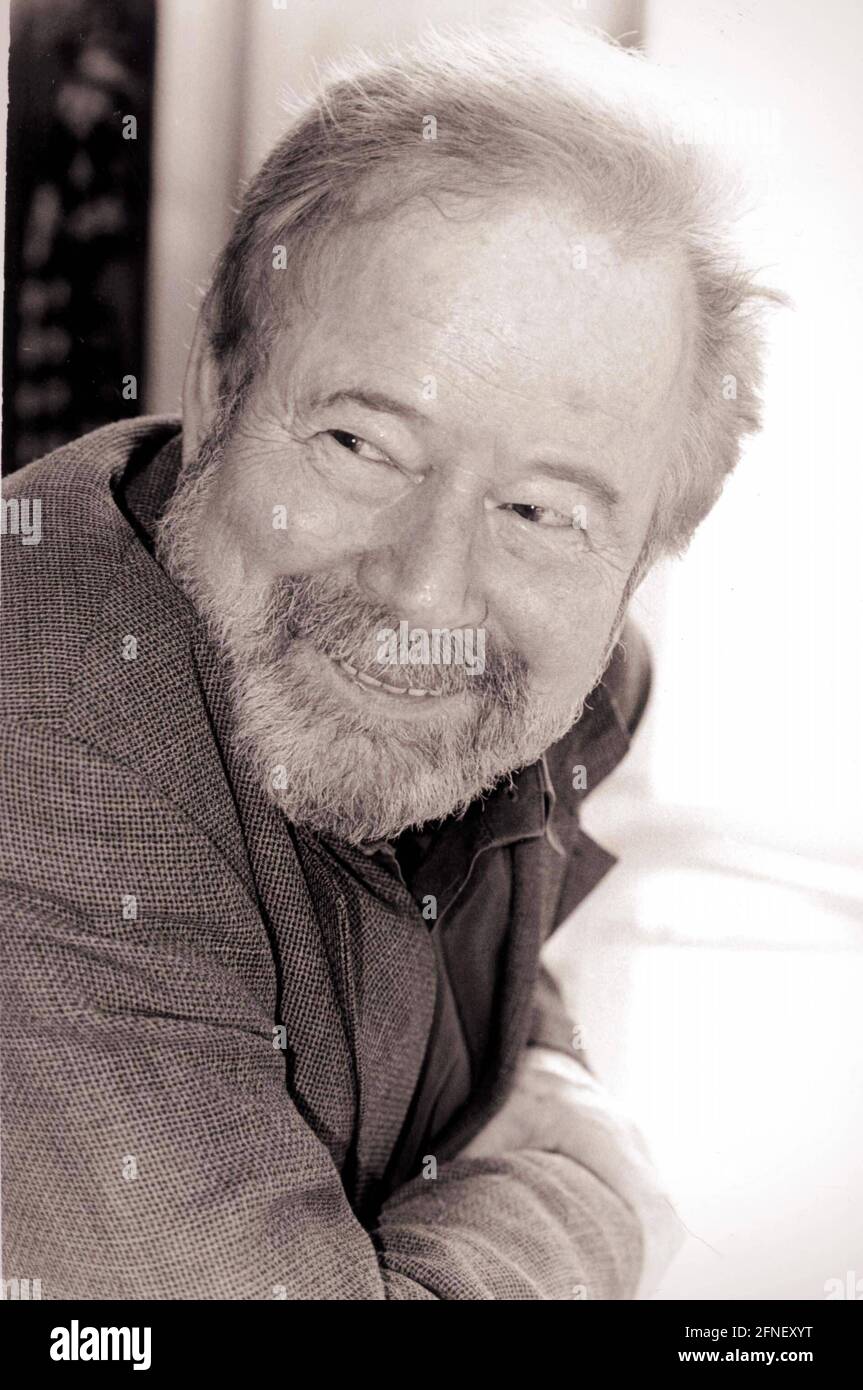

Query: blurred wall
[2,0,156,471]
[610,0,863,869]
[145,0,246,417]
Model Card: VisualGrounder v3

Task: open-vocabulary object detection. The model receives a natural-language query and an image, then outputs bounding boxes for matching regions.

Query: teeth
[355,670,382,689]
[336,658,441,700]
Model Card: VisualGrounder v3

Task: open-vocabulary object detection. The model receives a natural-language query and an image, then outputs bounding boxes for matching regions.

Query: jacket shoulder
[1,417,180,723]
[544,618,652,810]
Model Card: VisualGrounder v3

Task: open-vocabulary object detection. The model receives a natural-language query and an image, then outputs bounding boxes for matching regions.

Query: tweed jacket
[1,417,650,1300]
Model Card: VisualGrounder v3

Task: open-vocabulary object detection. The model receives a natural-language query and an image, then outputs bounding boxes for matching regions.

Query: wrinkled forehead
[270,197,694,439]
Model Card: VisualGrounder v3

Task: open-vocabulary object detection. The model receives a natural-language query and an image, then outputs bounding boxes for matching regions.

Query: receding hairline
[252,172,702,384]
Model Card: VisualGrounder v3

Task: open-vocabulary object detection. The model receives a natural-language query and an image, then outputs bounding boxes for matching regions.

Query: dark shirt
[360,760,568,1187]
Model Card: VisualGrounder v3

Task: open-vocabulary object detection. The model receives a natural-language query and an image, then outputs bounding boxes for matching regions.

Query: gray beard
[156,430,615,845]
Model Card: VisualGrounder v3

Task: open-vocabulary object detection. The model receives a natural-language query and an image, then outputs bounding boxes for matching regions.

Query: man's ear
[181,312,220,467]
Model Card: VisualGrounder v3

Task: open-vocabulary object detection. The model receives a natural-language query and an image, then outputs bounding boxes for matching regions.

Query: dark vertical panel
[3,0,156,473]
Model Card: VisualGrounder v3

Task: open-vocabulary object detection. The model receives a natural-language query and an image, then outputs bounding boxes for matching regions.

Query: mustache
[264,573,528,704]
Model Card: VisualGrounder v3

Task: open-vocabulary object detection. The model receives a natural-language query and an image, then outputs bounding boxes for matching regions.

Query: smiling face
[162,197,693,843]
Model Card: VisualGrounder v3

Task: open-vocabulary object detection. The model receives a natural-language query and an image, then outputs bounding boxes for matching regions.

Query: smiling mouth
[333,657,447,699]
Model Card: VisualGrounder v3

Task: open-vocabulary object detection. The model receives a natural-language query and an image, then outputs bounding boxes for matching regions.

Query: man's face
[166,199,692,843]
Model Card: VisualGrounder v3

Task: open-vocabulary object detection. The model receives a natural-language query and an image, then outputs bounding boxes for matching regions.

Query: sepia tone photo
[1,0,860,1345]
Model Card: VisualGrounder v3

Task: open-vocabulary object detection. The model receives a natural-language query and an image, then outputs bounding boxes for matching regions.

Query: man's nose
[357,480,487,630]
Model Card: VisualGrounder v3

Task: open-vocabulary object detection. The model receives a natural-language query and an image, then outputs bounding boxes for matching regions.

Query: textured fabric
[384,922,475,1193]
[1,417,650,1300]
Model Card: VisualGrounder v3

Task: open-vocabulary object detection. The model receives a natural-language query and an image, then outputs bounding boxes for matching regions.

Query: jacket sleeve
[0,883,641,1301]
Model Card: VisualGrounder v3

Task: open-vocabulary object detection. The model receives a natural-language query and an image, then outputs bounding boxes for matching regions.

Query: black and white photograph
[1,0,861,1352]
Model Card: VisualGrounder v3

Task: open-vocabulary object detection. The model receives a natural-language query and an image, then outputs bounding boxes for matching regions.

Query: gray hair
[201,16,783,562]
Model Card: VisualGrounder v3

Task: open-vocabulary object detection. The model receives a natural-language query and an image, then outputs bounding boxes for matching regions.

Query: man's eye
[328,430,391,465]
[503,502,582,530]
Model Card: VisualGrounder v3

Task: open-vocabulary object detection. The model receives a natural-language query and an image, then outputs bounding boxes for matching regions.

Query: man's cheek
[278,498,361,554]
[227,487,357,573]
[516,604,614,694]
[244,446,366,558]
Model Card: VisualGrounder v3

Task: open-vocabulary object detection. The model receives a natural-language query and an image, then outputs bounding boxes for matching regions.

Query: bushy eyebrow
[306,385,622,512]
[531,461,622,513]
[306,386,428,424]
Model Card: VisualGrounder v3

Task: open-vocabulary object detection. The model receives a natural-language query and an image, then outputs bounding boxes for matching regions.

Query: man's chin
[256,734,490,845]
[227,637,580,847]
[268,786,465,847]
[243,711,575,848]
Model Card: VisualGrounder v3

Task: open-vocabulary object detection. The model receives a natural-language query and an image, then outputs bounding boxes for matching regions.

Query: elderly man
[1,22,774,1299]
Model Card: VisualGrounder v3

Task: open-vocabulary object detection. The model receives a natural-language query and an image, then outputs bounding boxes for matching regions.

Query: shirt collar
[357,678,632,920]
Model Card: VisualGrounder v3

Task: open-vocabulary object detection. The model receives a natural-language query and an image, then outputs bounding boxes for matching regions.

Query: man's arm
[462,1046,685,1298]
[1,888,643,1300]
[528,962,582,1056]
[511,622,680,1295]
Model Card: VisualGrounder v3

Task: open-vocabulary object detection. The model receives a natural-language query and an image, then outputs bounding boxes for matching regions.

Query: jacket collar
[390,683,631,923]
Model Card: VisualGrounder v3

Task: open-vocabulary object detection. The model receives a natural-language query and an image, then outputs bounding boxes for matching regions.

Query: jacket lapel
[305,839,438,1216]
[67,536,257,903]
